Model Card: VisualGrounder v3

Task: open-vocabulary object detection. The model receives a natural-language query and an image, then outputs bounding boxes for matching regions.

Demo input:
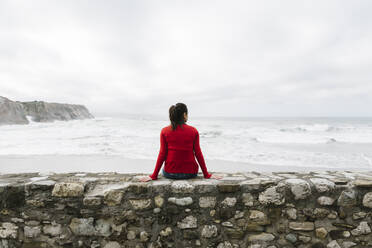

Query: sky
[1,0,372,118]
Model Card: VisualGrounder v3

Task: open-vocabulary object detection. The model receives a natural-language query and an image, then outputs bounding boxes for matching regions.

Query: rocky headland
[0,96,93,125]
[1,171,372,247]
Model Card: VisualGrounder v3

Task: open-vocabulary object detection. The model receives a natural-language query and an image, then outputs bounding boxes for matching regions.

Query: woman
[140,103,222,181]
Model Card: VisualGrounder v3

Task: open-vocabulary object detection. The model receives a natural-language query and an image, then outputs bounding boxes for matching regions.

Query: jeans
[162,168,197,180]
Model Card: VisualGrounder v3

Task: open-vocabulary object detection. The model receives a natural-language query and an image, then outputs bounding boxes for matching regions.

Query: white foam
[0,117,372,169]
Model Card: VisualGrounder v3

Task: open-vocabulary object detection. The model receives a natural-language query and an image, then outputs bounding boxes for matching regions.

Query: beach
[0,154,368,175]
[1,116,372,174]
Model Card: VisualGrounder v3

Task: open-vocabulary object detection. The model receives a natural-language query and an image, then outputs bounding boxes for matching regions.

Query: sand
[0,154,367,175]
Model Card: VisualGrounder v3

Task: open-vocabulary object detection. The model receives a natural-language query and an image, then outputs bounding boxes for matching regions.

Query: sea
[1,115,372,170]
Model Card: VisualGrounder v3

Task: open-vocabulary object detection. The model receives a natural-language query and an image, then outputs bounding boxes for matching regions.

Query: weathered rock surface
[0,171,372,247]
[284,178,312,199]
[0,96,93,125]
[52,182,85,197]
[0,96,28,125]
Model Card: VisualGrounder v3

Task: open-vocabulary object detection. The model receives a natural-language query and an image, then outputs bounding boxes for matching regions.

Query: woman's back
[149,123,212,179]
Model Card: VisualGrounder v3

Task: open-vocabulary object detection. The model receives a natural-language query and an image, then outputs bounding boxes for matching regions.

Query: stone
[286,208,297,220]
[140,231,149,241]
[328,211,338,219]
[314,208,330,218]
[168,197,193,206]
[242,193,254,206]
[298,235,311,243]
[10,218,23,223]
[342,241,357,248]
[285,179,311,200]
[332,223,355,229]
[329,230,344,240]
[217,184,240,193]
[26,199,44,207]
[352,211,366,220]
[69,217,96,236]
[221,221,234,227]
[43,223,62,236]
[354,179,372,188]
[362,192,372,208]
[25,220,40,226]
[217,241,233,248]
[127,230,136,240]
[24,226,41,238]
[95,219,112,237]
[201,225,218,238]
[0,222,18,239]
[327,240,341,248]
[153,208,161,213]
[177,215,197,229]
[259,186,285,205]
[129,199,152,210]
[83,196,101,206]
[103,242,121,248]
[194,180,215,193]
[310,178,335,192]
[350,221,371,236]
[122,210,137,221]
[342,231,351,238]
[317,196,335,206]
[224,227,244,239]
[289,222,314,231]
[52,182,84,197]
[183,229,199,239]
[234,210,244,219]
[285,233,297,243]
[171,180,195,193]
[221,197,237,207]
[199,196,216,208]
[249,210,270,225]
[337,189,356,207]
[316,227,328,239]
[154,195,164,207]
[248,232,275,242]
[104,190,123,206]
[160,227,172,237]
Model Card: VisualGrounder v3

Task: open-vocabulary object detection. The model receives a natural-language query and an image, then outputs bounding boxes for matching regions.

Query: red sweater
[149,123,212,180]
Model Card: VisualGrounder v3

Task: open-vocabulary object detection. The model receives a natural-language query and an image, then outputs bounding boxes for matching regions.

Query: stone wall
[1,171,372,248]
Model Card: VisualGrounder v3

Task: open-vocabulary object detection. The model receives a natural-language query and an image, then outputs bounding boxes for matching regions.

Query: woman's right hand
[139,176,153,182]
[210,174,223,180]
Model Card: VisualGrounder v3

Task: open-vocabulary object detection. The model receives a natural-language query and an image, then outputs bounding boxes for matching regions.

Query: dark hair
[169,103,188,131]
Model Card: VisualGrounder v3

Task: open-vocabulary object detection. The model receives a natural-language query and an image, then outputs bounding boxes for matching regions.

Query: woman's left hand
[139,176,152,182]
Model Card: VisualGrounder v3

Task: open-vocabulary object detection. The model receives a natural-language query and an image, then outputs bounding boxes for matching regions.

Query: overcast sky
[1,0,372,117]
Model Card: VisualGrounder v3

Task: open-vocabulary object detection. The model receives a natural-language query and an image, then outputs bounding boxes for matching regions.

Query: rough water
[0,116,371,169]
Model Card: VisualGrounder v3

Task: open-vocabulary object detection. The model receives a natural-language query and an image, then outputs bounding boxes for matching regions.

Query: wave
[326,138,337,144]
[200,131,222,138]
[26,115,36,123]
[280,127,307,132]
[280,124,341,133]
[249,137,259,142]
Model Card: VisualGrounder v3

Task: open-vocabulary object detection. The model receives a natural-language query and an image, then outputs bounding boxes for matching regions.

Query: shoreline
[0,154,368,174]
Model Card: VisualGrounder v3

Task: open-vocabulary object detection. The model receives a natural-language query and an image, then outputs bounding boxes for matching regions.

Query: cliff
[0,96,94,125]
[1,171,372,247]
[0,96,29,125]
[21,101,94,122]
